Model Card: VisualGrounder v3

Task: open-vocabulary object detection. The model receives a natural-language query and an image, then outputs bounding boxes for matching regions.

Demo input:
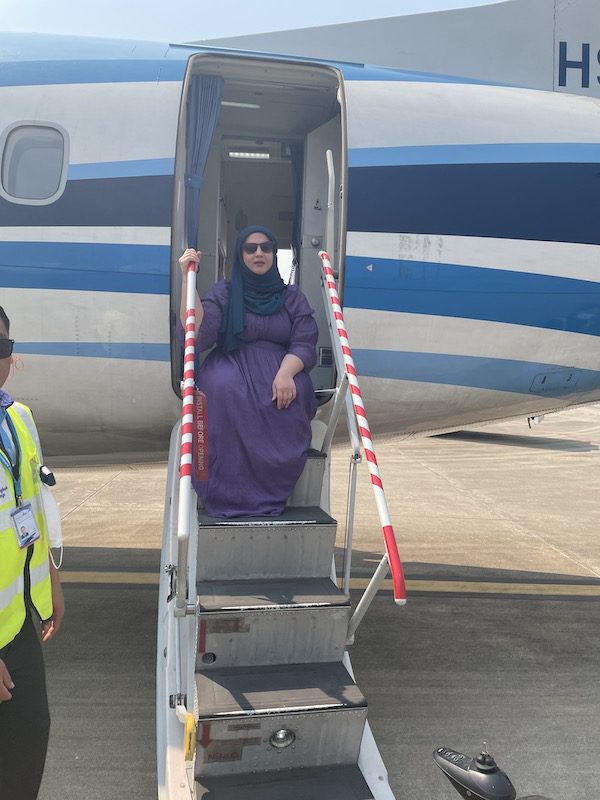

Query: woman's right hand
[179,249,202,274]
[179,249,204,334]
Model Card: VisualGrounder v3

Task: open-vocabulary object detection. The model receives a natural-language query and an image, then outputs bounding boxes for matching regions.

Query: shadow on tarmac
[438,430,600,452]
[345,549,600,591]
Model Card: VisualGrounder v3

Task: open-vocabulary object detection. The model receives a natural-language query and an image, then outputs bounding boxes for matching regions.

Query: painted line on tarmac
[61,571,158,584]
[59,572,600,596]
[352,578,600,596]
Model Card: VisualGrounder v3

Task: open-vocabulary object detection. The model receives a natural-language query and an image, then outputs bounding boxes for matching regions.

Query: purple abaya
[193,280,318,518]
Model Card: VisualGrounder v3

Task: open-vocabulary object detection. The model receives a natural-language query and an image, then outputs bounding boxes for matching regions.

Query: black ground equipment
[433,745,555,800]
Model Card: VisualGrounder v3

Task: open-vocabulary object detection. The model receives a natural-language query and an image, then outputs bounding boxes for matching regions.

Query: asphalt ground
[37,405,600,800]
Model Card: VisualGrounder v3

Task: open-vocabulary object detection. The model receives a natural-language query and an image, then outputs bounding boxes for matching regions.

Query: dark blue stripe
[347,163,600,245]
[0,174,173,227]
[353,349,600,397]
[345,257,600,337]
[0,242,169,294]
[15,342,170,361]
[0,58,186,87]
[15,342,171,361]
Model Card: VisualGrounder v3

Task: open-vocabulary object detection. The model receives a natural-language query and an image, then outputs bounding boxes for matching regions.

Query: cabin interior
[170,55,345,395]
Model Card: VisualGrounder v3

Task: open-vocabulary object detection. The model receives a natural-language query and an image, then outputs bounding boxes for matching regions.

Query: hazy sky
[2,0,497,42]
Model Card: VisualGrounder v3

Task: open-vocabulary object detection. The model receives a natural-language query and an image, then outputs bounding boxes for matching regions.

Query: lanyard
[0,408,22,504]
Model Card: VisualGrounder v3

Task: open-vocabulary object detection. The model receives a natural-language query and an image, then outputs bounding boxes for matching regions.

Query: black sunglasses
[242,242,274,255]
[0,339,14,359]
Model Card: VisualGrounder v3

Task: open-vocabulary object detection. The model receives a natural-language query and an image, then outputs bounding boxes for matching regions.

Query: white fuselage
[2,33,600,454]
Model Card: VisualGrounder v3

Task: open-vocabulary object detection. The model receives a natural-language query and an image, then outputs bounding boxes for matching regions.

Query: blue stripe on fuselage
[352,349,600,397]
[347,162,600,245]
[0,32,480,87]
[0,241,170,294]
[345,257,600,337]
[0,56,421,88]
[4,241,600,335]
[13,338,600,397]
[0,174,173,227]
[0,59,187,86]
[68,159,175,180]
[349,143,600,167]
[15,342,170,361]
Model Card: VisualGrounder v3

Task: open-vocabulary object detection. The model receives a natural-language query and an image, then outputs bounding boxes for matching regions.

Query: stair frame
[157,251,400,799]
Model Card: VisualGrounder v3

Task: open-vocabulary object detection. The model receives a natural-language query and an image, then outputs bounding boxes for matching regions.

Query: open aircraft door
[169,53,346,397]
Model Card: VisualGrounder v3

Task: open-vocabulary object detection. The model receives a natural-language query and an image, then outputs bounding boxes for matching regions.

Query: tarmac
[37,404,600,800]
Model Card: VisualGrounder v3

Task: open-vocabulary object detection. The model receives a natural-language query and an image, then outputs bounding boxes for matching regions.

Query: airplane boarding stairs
[158,434,396,799]
[157,251,403,799]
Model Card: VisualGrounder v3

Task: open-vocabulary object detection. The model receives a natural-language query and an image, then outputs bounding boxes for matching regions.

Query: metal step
[196,764,374,799]
[287,448,327,507]
[196,662,367,777]
[196,506,337,582]
[196,578,351,669]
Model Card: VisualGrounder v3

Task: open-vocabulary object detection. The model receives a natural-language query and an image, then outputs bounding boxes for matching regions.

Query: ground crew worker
[0,305,64,799]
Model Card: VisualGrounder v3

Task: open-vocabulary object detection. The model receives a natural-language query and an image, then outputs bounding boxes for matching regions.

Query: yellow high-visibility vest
[0,402,51,649]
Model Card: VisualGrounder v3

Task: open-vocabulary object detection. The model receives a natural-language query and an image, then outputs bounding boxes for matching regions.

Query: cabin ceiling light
[228,151,270,160]
[221,100,261,109]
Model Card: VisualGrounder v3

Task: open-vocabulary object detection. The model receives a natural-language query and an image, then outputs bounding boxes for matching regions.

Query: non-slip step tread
[197,577,350,611]
[196,764,374,799]
[197,505,336,527]
[197,662,366,719]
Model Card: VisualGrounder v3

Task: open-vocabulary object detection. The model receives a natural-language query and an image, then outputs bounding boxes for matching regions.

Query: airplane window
[1,124,68,204]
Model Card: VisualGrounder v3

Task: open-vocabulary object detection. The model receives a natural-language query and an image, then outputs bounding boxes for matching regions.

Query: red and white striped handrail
[319,251,407,605]
[175,260,198,611]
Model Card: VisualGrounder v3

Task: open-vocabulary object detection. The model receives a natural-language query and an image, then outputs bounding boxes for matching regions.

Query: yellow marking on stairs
[59,571,600,596]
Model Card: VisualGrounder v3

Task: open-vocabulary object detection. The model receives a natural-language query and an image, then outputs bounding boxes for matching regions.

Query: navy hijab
[218,225,287,353]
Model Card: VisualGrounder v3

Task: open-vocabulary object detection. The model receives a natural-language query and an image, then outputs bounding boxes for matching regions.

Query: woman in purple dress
[179,225,318,518]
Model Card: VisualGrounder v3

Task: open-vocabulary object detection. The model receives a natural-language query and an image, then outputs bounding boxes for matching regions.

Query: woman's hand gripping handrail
[175,259,198,615]
[319,251,407,610]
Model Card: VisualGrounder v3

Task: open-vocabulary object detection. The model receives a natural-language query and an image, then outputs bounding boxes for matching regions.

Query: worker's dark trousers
[0,613,50,800]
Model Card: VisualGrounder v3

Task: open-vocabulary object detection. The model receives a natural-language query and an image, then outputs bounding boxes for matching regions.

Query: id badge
[11,503,41,549]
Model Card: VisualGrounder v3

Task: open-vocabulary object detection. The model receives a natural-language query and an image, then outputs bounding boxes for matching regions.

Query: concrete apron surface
[38,404,600,800]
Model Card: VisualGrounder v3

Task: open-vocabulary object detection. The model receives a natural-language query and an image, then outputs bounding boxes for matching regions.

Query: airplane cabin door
[299,115,345,394]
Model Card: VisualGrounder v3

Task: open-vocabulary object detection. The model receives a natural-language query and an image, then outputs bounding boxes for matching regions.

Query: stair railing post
[176,259,198,616]
[347,554,391,640]
[319,250,407,615]
[342,451,360,597]
[318,273,361,601]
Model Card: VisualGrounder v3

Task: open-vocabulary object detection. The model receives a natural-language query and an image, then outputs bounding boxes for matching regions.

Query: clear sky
[2,0,497,42]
